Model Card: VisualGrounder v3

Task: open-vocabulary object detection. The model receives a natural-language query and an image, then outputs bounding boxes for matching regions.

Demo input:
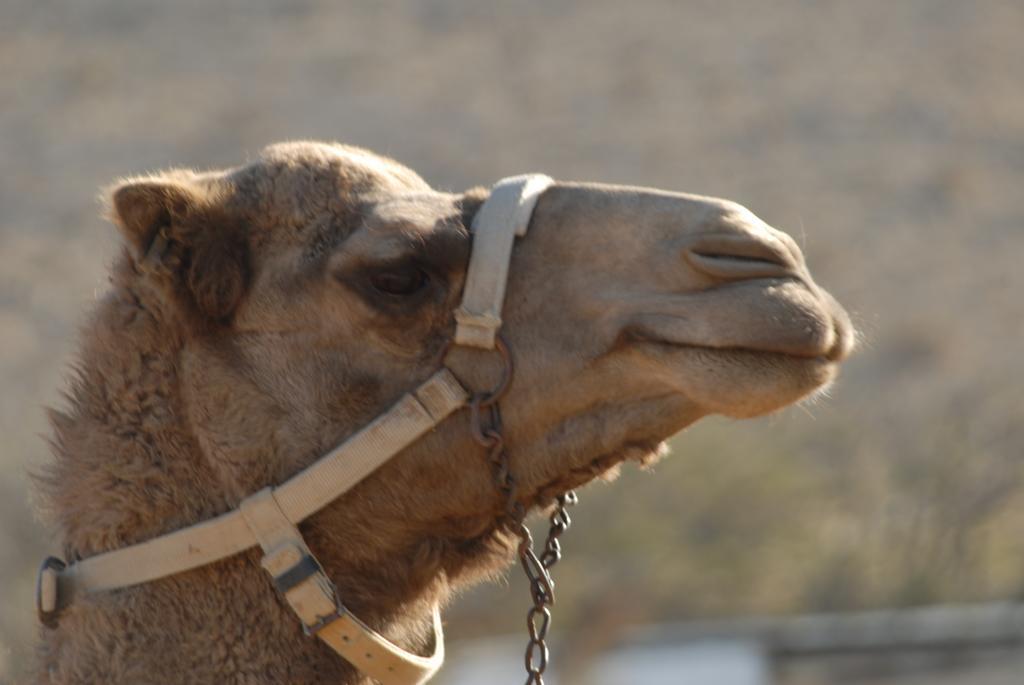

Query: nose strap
[455,174,553,349]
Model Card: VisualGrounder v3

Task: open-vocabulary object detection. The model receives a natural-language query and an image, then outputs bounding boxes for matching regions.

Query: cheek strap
[38,369,466,685]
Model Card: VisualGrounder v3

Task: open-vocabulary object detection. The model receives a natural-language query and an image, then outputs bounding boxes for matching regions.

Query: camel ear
[183,218,249,321]
[109,177,249,322]
[110,178,200,260]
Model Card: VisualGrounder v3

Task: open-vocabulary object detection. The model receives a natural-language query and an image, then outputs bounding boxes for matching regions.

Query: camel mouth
[624,325,849,367]
[634,337,844,366]
[626,336,845,419]
[626,277,854,364]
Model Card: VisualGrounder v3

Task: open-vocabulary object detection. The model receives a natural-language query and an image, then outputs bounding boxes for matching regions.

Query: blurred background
[2,1,1022,683]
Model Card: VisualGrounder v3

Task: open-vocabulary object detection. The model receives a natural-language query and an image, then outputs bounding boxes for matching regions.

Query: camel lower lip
[626,279,846,362]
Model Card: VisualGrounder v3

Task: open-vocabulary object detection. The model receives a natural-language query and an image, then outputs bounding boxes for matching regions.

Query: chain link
[462,336,578,685]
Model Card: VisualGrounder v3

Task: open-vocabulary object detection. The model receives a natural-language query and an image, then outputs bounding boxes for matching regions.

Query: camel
[33,141,853,684]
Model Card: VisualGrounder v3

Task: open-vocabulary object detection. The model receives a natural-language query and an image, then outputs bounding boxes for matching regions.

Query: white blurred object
[437,636,548,685]
[437,637,767,685]
[589,640,768,685]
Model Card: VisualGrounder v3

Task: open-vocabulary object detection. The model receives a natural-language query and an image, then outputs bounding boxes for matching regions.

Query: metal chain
[462,336,578,685]
[518,491,577,685]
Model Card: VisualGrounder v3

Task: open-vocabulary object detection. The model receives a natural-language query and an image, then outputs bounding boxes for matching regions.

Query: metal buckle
[264,545,348,638]
[302,601,348,637]
[36,556,67,629]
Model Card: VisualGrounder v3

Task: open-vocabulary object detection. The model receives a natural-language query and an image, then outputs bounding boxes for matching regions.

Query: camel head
[97,141,853,591]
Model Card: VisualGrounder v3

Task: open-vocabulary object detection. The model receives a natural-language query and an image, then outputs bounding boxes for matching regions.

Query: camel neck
[39,274,445,683]
[45,283,224,558]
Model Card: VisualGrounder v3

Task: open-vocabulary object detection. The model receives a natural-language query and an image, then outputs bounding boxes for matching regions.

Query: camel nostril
[685,233,797,281]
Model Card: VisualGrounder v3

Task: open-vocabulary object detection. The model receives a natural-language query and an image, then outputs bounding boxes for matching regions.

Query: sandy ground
[2,1,1022,680]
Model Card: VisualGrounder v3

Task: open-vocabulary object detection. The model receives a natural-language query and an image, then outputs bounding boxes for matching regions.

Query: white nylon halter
[36,173,554,685]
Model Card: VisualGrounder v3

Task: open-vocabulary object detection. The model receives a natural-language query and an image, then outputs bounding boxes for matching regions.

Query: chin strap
[242,488,445,685]
[36,174,555,685]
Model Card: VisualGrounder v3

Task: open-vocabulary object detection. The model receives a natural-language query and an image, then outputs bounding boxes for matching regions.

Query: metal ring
[440,333,514,406]
[477,335,514,406]
[36,556,67,629]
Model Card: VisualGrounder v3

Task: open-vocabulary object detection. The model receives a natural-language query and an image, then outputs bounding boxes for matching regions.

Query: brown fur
[34,141,853,684]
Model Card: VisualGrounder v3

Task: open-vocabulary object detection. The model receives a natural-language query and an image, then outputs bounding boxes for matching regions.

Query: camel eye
[370,266,428,296]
